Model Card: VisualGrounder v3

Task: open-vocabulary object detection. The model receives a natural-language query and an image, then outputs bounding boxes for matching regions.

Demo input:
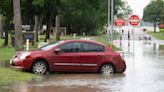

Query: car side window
[59,43,72,52]
[59,42,82,52]
[71,42,82,52]
[82,43,104,52]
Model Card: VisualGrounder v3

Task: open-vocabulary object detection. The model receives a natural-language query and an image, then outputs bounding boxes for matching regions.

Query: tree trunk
[66,23,69,35]
[0,15,2,38]
[38,16,42,34]
[13,0,23,50]
[56,15,60,41]
[3,31,8,46]
[34,15,39,42]
[153,22,156,33]
[44,13,51,42]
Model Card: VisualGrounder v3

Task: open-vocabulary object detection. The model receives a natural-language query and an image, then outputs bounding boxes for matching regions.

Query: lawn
[0,47,36,85]
[160,29,164,32]
[0,39,36,85]
[0,39,4,46]
[90,35,121,51]
[0,68,36,85]
[0,47,15,61]
[147,29,164,40]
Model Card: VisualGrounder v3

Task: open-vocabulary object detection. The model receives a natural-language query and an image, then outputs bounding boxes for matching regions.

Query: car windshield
[39,41,64,50]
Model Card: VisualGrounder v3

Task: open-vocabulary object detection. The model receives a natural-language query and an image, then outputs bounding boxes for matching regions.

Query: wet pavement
[1,30,164,92]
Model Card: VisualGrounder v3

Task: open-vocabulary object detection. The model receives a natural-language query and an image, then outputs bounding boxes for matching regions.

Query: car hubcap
[33,62,47,74]
[101,64,114,74]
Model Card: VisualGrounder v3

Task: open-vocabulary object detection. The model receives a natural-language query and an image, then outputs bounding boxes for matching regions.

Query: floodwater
[1,39,164,92]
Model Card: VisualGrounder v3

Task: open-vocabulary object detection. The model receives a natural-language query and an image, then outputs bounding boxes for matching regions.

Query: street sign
[129,15,140,26]
[114,18,125,26]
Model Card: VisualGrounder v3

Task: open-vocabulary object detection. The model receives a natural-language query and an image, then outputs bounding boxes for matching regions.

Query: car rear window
[82,43,104,52]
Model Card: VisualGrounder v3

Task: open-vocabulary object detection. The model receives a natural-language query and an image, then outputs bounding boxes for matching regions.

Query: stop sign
[114,18,125,26]
[129,15,140,26]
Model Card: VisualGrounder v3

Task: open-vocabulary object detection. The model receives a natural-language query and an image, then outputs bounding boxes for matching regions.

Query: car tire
[32,61,48,75]
[100,64,115,74]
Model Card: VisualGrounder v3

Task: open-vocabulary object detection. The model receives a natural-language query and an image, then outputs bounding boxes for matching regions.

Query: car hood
[15,50,44,56]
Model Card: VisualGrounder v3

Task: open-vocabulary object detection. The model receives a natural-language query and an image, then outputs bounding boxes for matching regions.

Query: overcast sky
[124,0,151,18]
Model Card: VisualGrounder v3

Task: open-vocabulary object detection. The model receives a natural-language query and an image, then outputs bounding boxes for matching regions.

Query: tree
[0,15,2,38]
[55,15,60,41]
[32,0,59,42]
[34,15,39,42]
[59,0,129,35]
[117,1,132,18]
[31,0,45,42]
[23,0,129,41]
[143,0,164,32]
[0,0,13,46]
[13,0,23,50]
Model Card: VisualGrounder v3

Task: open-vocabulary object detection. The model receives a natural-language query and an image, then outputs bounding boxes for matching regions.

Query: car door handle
[76,56,80,58]
[97,55,102,58]
[73,56,80,58]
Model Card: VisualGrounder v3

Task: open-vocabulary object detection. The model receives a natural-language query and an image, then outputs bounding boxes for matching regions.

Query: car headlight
[117,51,124,58]
[19,52,31,60]
[120,52,125,59]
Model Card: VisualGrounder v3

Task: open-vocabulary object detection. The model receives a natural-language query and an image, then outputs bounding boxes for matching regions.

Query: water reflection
[143,41,164,59]
[0,73,126,92]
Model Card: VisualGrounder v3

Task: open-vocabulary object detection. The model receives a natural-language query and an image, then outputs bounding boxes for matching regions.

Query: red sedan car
[10,40,126,74]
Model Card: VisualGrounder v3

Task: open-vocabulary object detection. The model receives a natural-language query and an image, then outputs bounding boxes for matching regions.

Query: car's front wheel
[32,61,48,75]
[100,64,115,74]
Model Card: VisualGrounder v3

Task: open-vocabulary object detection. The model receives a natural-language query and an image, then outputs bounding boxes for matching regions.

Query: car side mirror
[54,48,61,54]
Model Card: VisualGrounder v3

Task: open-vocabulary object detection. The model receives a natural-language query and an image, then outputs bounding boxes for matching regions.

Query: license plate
[10,60,12,64]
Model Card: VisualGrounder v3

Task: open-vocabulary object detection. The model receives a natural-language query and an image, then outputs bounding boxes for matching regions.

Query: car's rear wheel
[100,64,115,74]
[32,61,48,75]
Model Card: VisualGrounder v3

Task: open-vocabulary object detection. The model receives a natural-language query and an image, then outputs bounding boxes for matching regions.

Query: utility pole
[111,0,114,43]
[107,0,114,43]
[107,0,110,42]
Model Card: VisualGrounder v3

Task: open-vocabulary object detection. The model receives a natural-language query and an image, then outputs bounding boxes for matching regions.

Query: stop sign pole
[114,18,125,48]
[129,15,140,36]
[129,15,140,59]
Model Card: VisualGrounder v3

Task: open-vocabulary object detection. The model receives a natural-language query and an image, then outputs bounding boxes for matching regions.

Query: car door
[52,42,82,72]
[78,42,105,72]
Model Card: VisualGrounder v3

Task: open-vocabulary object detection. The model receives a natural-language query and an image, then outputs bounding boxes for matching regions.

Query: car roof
[62,39,106,46]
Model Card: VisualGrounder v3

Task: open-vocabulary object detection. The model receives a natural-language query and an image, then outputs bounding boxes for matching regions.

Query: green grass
[0,68,36,85]
[147,30,164,40]
[160,29,164,32]
[90,35,121,51]
[0,48,15,61]
[0,39,36,85]
[0,39,4,46]
[0,47,36,85]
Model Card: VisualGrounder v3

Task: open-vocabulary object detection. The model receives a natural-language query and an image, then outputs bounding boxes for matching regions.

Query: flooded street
[1,33,164,92]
